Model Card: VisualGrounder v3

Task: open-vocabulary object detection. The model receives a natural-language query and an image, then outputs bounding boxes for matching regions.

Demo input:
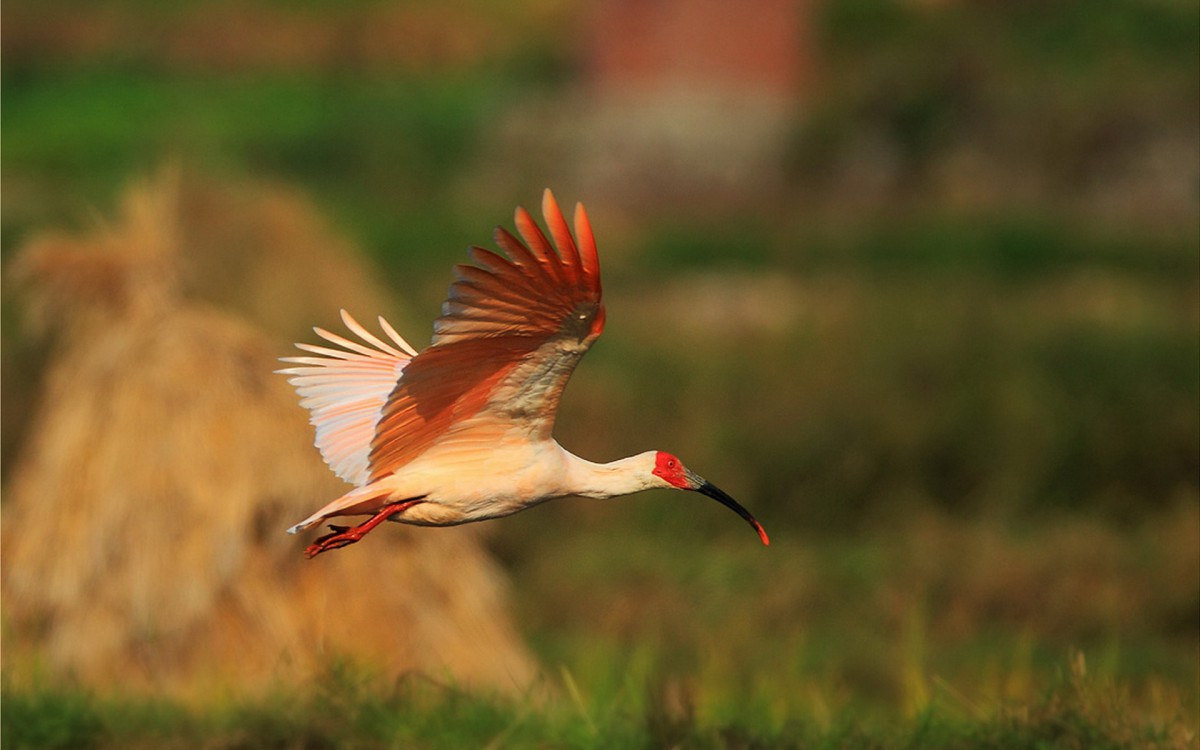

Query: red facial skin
[652,451,693,489]
[651,450,770,546]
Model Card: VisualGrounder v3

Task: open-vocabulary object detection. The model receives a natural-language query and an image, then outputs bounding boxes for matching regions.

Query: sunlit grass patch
[3,650,1193,749]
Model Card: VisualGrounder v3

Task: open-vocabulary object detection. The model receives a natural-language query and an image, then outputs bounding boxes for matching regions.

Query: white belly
[379,438,570,525]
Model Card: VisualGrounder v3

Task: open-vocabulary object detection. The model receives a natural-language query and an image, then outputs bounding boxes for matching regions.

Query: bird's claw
[304,526,362,558]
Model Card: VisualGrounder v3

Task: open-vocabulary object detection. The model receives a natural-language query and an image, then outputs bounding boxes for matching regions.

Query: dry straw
[2,168,537,700]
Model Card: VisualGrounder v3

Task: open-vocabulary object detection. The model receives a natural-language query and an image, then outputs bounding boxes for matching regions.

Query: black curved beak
[691,476,770,546]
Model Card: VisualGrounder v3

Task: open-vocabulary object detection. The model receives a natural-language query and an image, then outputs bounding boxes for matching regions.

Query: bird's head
[650,451,769,546]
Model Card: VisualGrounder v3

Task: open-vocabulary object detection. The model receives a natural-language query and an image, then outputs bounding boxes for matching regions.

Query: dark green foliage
[2,688,106,750]
[823,0,1200,71]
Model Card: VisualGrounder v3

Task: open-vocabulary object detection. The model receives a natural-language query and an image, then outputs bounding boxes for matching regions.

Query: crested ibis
[280,190,769,558]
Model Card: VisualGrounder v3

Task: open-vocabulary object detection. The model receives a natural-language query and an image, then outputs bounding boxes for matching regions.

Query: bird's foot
[305,525,360,558]
[303,499,423,559]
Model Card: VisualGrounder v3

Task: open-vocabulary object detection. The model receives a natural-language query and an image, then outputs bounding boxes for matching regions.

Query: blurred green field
[3,0,1198,747]
[5,509,1197,747]
[2,638,1192,748]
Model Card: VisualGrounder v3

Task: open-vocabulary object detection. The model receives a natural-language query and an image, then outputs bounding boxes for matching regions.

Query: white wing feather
[278,310,412,486]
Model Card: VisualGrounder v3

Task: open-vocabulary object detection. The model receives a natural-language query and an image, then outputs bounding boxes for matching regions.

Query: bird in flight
[280,190,769,558]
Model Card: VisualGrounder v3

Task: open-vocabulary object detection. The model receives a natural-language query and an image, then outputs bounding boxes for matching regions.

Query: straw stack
[2,170,537,699]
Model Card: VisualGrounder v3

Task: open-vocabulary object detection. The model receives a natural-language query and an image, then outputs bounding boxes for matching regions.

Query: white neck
[561,449,660,499]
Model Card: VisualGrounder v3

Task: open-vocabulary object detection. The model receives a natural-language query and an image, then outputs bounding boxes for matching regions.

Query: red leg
[304,499,424,559]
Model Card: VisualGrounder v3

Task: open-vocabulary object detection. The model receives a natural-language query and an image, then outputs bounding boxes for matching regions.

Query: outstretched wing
[367,189,605,481]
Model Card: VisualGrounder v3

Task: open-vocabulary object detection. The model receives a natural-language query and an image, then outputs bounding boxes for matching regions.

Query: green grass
[3,651,1191,749]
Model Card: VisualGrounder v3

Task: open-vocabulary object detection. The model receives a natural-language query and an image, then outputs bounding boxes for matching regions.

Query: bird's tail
[286,482,399,534]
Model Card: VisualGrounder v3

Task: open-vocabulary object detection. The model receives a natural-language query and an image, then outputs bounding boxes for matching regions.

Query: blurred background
[3,0,1198,745]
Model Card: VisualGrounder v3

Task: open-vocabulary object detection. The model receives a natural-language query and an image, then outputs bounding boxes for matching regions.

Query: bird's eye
[668,459,676,468]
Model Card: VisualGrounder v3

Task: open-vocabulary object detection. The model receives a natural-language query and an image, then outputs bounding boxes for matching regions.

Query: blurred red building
[547,0,814,212]
[587,0,810,98]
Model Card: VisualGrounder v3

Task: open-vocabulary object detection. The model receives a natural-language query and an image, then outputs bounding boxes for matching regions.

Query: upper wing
[367,189,605,481]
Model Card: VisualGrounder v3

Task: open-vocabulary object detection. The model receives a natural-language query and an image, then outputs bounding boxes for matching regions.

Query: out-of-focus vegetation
[3,647,1193,749]
[3,0,1197,746]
